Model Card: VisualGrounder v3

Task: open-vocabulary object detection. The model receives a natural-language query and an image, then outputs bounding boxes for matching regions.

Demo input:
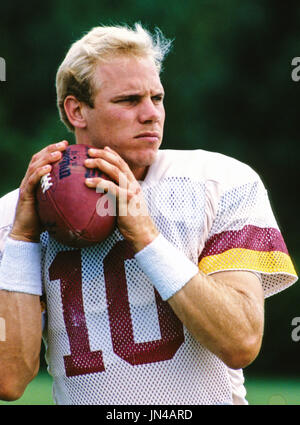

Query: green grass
[0,371,299,405]
[245,376,300,405]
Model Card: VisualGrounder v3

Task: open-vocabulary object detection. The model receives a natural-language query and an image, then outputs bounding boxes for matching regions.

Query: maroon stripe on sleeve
[199,225,289,261]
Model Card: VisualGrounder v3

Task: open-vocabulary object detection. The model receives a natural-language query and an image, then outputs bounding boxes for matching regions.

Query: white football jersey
[0,149,297,405]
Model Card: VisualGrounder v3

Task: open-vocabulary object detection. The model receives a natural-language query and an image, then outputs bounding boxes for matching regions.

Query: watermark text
[291,57,300,82]
[95,173,204,224]
[291,317,300,342]
[0,317,6,341]
[0,57,6,82]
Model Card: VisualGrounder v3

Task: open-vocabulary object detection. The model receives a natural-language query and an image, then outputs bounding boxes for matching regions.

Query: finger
[28,140,69,170]
[84,157,128,187]
[86,159,143,201]
[87,147,135,181]
[86,176,138,202]
[85,155,141,194]
[33,165,52,190]
[19,164,52,200]
[24,141,69,182]
[86,176,118,196]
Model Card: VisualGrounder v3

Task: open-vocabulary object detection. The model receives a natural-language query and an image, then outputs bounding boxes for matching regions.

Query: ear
[64,95,87,129]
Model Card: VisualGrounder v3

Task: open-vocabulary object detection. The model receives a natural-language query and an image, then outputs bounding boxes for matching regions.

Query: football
[36,144,116,248]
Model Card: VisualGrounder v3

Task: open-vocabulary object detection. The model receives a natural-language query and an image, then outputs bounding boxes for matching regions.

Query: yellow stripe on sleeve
[198,248,297,276]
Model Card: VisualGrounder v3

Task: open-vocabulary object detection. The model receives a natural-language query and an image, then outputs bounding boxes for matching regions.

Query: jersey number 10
[49,240,185,377]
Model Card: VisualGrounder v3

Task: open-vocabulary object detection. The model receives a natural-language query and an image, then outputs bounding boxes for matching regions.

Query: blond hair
[56,23,172,131]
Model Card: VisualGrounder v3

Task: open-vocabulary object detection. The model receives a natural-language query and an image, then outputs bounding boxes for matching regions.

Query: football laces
[41,173,53,193]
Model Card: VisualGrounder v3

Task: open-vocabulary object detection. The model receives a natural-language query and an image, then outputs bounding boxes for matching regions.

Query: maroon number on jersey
[49,241,184,377]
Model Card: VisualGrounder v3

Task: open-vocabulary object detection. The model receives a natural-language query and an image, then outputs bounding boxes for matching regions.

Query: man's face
[81,55,165,179]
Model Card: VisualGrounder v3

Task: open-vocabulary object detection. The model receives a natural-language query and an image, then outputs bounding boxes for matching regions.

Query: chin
[137,149,158,166]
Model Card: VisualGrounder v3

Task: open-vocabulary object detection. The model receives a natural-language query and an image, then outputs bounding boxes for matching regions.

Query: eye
[115,96,139,104]
[152,94,164,103]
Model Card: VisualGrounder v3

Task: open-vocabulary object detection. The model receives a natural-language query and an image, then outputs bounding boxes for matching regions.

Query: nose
[138,97,162,124]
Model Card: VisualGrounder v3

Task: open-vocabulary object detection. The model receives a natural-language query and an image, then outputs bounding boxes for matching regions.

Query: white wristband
[0,237,42,296]
[135,233,199,300]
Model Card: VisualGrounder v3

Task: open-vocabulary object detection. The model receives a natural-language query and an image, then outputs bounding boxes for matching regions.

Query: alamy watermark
[95,173,204,224]
[0,57,6,82]
[0,317,6,341]
[291,317,300,342]
[291,57,300,82]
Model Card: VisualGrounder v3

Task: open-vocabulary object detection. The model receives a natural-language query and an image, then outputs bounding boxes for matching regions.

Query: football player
[0,23,297,404]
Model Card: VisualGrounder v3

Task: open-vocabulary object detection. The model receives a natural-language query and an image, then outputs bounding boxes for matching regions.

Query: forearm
[168,270,265,369]
[0,237,43,400]
[0,290,42,400]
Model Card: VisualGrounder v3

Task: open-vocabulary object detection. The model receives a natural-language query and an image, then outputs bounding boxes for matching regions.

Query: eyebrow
[111,90,165,101]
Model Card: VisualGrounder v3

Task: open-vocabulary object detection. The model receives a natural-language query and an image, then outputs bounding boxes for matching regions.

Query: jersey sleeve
[198,172,298,297]
[0,189,47,325]
[0,189,19,261]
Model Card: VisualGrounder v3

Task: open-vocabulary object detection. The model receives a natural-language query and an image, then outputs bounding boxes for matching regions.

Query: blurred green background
[0,0,300,405]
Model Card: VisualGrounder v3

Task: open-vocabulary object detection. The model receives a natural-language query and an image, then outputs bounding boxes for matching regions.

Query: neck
[75,130,91,147]
[131,165,149,181]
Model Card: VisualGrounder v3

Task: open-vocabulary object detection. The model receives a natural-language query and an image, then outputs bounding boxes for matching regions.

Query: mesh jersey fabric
[0,149,297,405]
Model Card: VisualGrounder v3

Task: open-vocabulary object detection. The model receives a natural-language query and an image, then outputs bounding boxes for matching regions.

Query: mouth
[134,132,160,143]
